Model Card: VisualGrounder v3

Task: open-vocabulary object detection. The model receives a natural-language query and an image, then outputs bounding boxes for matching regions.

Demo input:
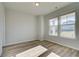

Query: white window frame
[59,12,76,39]
[49,12,76,39]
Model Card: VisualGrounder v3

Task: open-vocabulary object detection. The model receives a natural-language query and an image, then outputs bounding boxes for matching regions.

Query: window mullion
[58,17,60,37]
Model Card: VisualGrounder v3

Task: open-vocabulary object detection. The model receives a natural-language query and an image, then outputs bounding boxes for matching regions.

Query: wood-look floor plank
[2,40,79,57]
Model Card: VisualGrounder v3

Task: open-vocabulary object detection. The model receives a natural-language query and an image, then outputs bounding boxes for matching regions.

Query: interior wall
[0,3,5,55]
[36,16,44,41]
[5,9,37,46]
[44,3,79,50]
[36,16,41,40]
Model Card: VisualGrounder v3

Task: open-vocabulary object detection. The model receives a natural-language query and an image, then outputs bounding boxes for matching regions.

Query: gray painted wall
[44,3,79,50]
[36,16,44,41]
[5,9,37,46]
[36,16,41,40]
[0,3,5,56]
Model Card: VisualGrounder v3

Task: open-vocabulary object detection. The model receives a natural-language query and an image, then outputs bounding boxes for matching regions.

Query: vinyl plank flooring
[2,40,79,57]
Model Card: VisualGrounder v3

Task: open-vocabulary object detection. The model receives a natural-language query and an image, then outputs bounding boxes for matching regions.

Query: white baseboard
[3,39,37,47]
[46,39,79,51]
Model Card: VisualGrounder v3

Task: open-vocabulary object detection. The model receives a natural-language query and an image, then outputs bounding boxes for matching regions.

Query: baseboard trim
[3,40,39,48]
[46,39,79,51]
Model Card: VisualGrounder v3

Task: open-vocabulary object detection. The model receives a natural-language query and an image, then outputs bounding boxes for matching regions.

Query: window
[60,12,76,39]
[49,18,58,36]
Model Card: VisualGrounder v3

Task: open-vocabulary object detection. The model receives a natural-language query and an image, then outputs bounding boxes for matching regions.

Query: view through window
[60,12,76,39]
[49,12,76,39]
[49,18,58,36]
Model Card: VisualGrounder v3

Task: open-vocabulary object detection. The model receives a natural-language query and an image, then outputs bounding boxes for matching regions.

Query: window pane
[49,18,58,36]
[60,12,75,39]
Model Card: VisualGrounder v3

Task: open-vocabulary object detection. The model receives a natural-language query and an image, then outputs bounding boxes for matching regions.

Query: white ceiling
[3,2,72,16]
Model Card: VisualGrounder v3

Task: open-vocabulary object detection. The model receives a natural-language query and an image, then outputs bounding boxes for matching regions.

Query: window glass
[60,12,75,39]
[49,18,58,36]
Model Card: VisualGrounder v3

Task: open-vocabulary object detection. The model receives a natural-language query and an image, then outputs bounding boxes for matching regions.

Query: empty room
[0,2,79,57]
